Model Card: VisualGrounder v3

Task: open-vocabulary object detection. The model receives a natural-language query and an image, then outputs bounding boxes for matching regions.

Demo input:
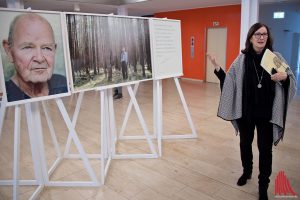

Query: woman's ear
[2,39,14,63]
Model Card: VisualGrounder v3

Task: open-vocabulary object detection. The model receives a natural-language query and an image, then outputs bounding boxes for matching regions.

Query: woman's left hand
[271,71,288,82]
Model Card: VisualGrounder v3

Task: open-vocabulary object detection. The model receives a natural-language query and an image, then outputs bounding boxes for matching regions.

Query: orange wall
[155,5,241,80]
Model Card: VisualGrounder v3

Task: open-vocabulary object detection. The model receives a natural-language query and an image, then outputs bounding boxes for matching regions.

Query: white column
[240,0,259,51]
[117,6,128,16]
[6,0,24,9]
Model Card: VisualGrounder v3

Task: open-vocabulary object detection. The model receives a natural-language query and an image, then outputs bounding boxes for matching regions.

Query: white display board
[150,18,183,80]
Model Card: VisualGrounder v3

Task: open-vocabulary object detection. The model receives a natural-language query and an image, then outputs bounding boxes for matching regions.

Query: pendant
[257,83,262,88]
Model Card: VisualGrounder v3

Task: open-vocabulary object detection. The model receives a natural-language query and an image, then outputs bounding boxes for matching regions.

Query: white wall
[259,1,300,71]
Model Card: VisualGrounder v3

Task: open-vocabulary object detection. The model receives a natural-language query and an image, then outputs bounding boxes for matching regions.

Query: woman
[207,23,296,200]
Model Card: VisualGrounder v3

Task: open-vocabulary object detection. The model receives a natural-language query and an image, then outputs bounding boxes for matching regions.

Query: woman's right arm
[206,53,226,90]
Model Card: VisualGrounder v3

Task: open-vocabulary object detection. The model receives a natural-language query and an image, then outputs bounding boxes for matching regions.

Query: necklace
[253,60,263,88]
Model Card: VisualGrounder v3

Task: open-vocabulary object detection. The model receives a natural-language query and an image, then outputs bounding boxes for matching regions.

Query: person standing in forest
[120,47,128,80]
[113,47,128,100]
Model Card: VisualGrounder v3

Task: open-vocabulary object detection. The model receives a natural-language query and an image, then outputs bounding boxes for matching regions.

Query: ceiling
[0,0,297,16]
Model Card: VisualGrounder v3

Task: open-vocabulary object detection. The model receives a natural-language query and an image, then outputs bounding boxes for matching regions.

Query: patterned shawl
[217,52,296,145]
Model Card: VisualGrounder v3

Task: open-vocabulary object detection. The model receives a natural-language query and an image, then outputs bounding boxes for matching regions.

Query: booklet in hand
[260,49,288,75]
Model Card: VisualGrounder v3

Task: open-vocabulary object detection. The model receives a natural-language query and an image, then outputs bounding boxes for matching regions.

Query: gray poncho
[217,52,296,145]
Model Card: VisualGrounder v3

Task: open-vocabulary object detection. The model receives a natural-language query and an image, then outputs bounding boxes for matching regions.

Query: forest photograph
[66,14,152,92]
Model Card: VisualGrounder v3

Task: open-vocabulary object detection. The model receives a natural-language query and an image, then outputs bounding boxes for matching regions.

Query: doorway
[205,27,227,83]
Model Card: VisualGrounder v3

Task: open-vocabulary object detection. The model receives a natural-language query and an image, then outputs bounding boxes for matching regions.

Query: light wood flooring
[0,78,299,200]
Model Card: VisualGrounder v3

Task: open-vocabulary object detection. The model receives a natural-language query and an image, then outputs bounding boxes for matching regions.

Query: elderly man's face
[9,17,56,83]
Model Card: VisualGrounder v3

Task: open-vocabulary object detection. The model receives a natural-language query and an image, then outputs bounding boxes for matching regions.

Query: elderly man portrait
[2,13,67,102]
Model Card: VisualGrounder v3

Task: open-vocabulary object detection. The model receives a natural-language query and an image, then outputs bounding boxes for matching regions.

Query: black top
[214,68,226,90]
[243,48,275,120]
[5,74,68,102]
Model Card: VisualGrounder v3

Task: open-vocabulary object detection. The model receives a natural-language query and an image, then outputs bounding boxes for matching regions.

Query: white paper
[261,49,288,75]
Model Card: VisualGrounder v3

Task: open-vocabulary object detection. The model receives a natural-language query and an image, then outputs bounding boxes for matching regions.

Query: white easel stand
[49,98,100,187]
[161,77,197,139]
[117,78,197,157]
[112,84,158,159]
[63,90,113,184]
[0,104,44,200]
[0,99,100,200]
[117,81,161,157]
[65,85,158,162]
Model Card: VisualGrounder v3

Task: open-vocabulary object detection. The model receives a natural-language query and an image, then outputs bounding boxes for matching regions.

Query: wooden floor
[0,78,299,200]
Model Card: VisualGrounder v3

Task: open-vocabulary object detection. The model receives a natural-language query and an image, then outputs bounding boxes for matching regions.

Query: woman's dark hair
[241,22,273,54]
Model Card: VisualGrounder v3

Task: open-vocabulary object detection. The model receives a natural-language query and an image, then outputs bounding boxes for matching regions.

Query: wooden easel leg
[42,101,62,159]
[153,80,162,157]
[174,78,197,137]
[118,83,140,139]
[0,101,6,140]
[12,105,21,200]
[25,103,45,186]
[31,102,50,185]
[100,89,112,184]
[64,92,85,157]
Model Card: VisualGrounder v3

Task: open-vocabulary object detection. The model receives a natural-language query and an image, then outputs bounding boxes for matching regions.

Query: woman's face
[250,26,268,54]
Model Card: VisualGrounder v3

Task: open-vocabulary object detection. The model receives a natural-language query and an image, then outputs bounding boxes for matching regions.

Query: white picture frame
[149,18,183,80]
[0,8,71,107]
[64,12,153,93]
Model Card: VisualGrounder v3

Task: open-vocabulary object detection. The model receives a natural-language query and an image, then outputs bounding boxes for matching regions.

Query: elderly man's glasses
[253,32,268,39]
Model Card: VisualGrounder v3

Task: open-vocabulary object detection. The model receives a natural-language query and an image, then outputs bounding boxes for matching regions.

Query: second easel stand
[0,99,101,200]
[117,77,197,157]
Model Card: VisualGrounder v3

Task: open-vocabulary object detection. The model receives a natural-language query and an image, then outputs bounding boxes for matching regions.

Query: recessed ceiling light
[136,0,148,2]
[74,3,80,12]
